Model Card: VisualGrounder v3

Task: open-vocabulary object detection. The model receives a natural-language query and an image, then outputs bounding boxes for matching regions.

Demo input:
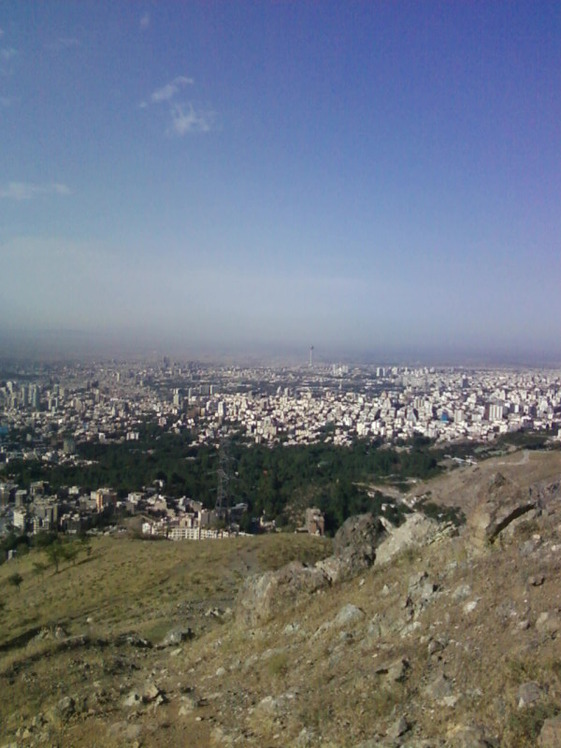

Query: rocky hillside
[2,448,561,747]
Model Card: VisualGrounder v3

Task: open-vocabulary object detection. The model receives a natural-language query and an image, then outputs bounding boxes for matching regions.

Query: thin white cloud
[151,76,193,103]
[141,76,215,136]
[1,47,17,61]
[140,13,150,30]
[45,37,80,52]
[0,182,71,200]
[169,103,214,135]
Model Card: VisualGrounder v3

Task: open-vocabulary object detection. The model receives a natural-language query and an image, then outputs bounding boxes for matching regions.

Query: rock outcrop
[467,472,536,549]
[236,561,329,626]
[236,512,452,625]
[318,513,386,582]
[374,512,443,566]
[333,512,386,563]
[237,513,388,623]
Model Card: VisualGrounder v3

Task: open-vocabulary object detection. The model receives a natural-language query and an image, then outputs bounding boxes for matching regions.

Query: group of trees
[33,530,91,572]
[1,530,91,573]
[1,424,445,534]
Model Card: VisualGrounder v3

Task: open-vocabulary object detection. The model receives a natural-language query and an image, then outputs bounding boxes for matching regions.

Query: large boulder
[236,561,328,626]
[334,513,386,565]
[375,512,442,566]
[317,513,386,583]
[467,472,536,550]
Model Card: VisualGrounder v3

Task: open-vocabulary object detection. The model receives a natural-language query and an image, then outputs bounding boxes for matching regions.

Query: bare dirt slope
[409,448,561,514]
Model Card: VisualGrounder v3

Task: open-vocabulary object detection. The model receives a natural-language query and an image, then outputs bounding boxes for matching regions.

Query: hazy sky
[1,2,560,362]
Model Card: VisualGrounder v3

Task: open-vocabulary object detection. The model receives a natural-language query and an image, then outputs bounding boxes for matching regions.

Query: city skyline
[1,2,560,363]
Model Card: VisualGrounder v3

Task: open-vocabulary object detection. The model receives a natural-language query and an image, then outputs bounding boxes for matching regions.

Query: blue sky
[1,1,560,362]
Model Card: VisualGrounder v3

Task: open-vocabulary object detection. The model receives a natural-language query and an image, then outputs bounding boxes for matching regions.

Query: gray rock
[236,561,329,626]
[375,513,442,566]
[467,473,536,549]
[178,699,195,716]
[50,696,75,722]
[539,715,561,747]
[517,681,542,708]
[425,672,457,706]
[333,513,386,566]
[315,555,348,584]
[408,571,438,604]
[142,681,166,704]
[115,632,152,648]
[160,627,194,647]
[314,604,366,639]
[295,727,317,747]
[123,690,142,708]
[387,715,410,739]
[445,724,496,747]
[334,603,365,627]
[427,636,448,656]
[387,658,410,683]
[256,692,296,716]
[375,657,410,684]
[283,622,300,635]
[452,583,472,601]
[316,513,386,583]
[536,611,561,635]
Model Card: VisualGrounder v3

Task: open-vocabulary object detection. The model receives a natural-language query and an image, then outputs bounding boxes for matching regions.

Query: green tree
[63,543,80,566]
[79,534,92,558]
[44,540,66,574]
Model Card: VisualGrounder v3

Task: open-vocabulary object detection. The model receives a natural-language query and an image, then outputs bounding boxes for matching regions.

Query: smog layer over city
[2,4,561,748]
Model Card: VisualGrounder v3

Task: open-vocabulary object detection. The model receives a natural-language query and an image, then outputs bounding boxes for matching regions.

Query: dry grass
[0,533,330,645]
[3,449,561,747]
[0,532,330,746]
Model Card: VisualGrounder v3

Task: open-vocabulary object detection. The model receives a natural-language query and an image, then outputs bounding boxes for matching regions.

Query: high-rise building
[29,384,40,409]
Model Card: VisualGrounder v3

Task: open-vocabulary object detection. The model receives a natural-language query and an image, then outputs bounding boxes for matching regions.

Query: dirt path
[498,449,529,466]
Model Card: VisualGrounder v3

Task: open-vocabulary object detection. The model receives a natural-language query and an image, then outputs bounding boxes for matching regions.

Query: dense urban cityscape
[1,356,560,545]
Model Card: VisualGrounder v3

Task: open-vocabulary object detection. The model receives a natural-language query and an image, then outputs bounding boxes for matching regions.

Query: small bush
[8,572,23,591]
[267,651,289,677]
[420,501,466,527]
[506,702,559,745]
[505,657,540,684]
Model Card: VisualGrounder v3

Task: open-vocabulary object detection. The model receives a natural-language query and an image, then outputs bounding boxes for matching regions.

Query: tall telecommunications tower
[309,345,314,368]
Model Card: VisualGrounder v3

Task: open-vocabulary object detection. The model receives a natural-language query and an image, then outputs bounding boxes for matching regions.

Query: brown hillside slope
[1,448,561,747]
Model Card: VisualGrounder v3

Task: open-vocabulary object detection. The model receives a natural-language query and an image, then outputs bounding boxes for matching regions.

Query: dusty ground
[408,448,561,513]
